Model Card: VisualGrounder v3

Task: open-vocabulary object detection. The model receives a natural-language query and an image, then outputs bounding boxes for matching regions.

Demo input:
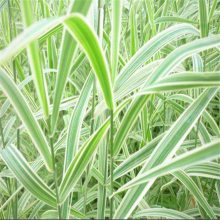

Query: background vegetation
[0,0,220,219]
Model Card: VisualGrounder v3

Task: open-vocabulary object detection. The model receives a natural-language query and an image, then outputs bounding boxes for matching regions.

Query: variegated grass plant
[0,0,220,219]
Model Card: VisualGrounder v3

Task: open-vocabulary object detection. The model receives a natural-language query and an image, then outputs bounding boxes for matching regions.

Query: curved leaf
[0,69,53,171]
[59,100,128,203]
[114,23,199,91]
[134,208,194,219]
[51,0,92,134]
[114,88,218,218]
[63,14,114,110]
[0,146,56,207]
[115,140,220,192]
[139,72,220,95]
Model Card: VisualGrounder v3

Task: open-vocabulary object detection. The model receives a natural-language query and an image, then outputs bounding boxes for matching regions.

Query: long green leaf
[114,88,218,218]
[59,100,128,203]
[0,69,53,171]
[20,0,50,118]
[129,4,138,56]
[145,0,156,34]
[134,208,194,219]
[0,17,66,64]
[186,162,220,180]
[138,72,220,95]
[199,0,209,37]
[115,140,220,192]
[62,73,93,218]
[114,23,199,91]
[51,0,92,134]
[0,146,56,207]
[63,14,114,110]
[64,65,93,170]
[155,16,197,25]
[111,0,123,82]
[173,171,216,218]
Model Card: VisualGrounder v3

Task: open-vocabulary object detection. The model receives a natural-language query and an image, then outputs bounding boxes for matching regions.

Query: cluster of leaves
[0,0,220,219]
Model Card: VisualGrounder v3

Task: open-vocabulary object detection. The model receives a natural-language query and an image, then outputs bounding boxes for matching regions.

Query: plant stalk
[47,119,61,219]
[0,118,5,148]
[109,109,114,219]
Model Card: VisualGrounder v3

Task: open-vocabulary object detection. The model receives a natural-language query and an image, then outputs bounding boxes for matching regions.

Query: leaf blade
[0,69,53,171]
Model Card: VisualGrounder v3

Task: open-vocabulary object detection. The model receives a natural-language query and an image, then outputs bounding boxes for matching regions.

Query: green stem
[8,1,19,218]
[101,141,108,216]
[83,79,96,214]
[47,119,61,219]
[208,179,216,205]
[13,129,20,219]
[194,117,201,148]
[50,138,61,219]
[0,118,5,148]
[109,109,114,219]
[84,0,103,213]
[163,95,166,133]
[90,80,96,135]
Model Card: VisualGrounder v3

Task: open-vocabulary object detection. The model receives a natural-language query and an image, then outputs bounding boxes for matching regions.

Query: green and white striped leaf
[62,73,93,218]
[20,0,50,118]
[173,171,216,218]
[186,162,220,179]
[138,72,220,95]
[59,100,128,203]
[0,69,53,171]
[142,35,220,86]
[64,14,114,110]
[111,0,123,82]
[155,16,197,25]
[64,66,93,170]
[115,23,199,91]
[114,88,218,218]
[134,208,194,219]
[167,93,220,137]
[114,34,220,157]
[59,120,109,203]
[51,0,92,134]
[199,0,209,37]
[115,140,220,192]
[0,146,56,207]
[113,25,200,156]
[113,133,164,180]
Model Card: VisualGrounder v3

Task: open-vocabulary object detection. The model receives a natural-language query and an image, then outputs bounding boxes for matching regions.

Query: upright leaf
[62,73,93,218]
[59,101,128,203]
[51,0,92,134]
[111,0,123,82]
[199,0,209,37]
[20,0,50,118]
[64,73,94,171]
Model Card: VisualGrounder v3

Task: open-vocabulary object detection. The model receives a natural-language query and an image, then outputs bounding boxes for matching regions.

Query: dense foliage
[0,0,220,219]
